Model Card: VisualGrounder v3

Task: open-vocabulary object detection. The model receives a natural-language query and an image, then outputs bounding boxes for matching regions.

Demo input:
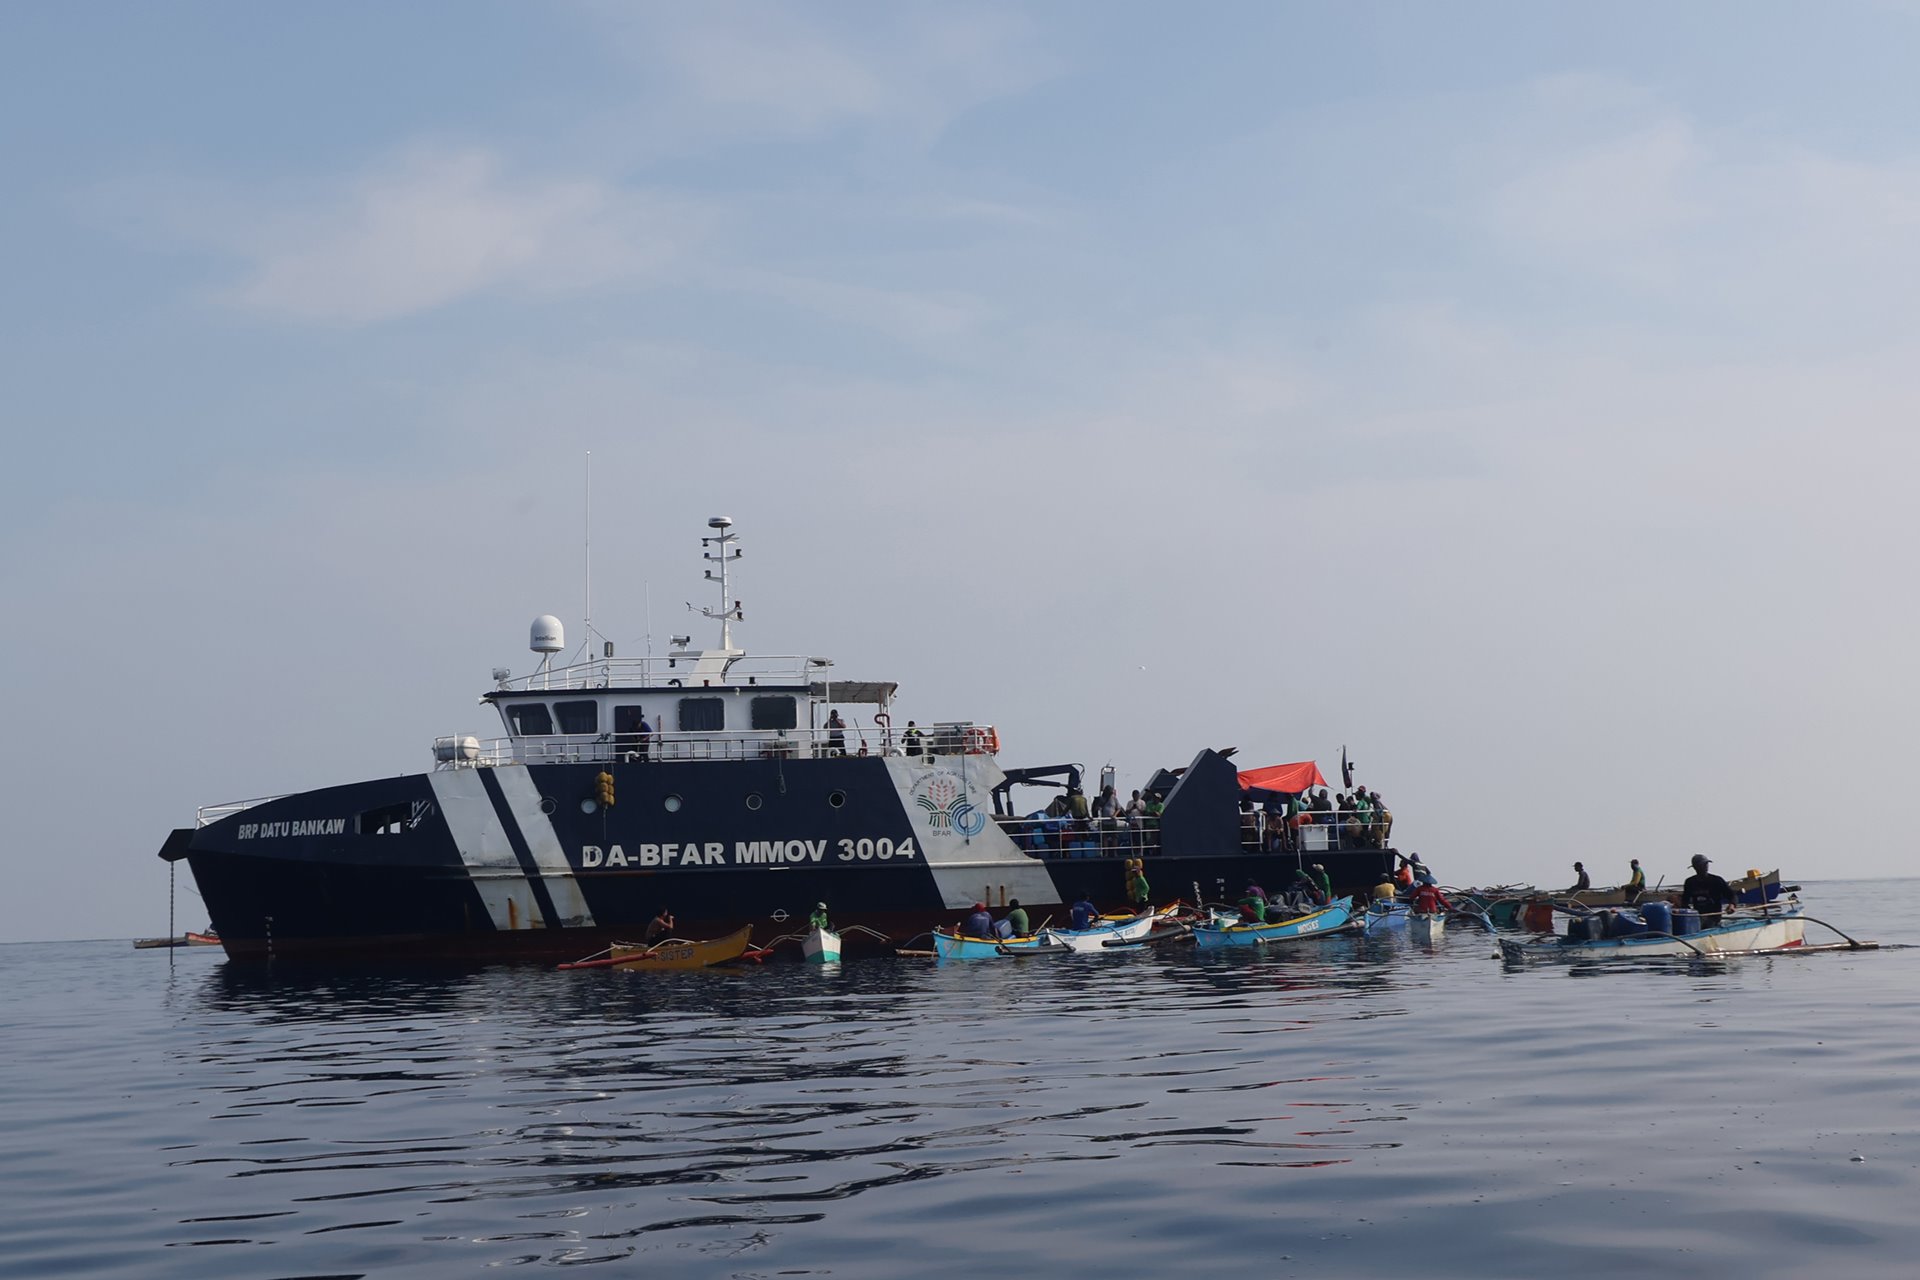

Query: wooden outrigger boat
[1363,900,1409,931]
[1495,902,1847,963]
[1193,897,1356,948]
[1408,911,1444,944]
[930,928,1061,959]
[559,925,753,971]
[802,925,842,963]
[133,930,222,950]
[1036,912,1163,953]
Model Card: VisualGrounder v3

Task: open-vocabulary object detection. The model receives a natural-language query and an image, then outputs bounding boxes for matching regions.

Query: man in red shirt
[1411,882,1453,914]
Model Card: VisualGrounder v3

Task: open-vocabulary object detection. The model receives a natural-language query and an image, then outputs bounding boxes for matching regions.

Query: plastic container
[1612,912,1648,936]
[1640,900,1673,934]
[1671,907,1701,936]
[1587,911,1614,940]
[1522,902,1556,933]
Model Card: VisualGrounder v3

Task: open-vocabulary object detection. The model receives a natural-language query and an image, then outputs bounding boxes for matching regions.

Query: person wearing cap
[1625,858,1646,900]
[1679,855,1735,927]
[1308,862,1333,903]
[809,902,831,931]
[962,902,995,938]
[1568,861,1591,893]
[1002,898,1030,937]
[1238,880,1269,923]
[1069,893,1098,931]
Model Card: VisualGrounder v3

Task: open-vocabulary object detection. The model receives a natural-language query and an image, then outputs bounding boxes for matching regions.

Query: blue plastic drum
[1639,900,1673,934]
[1672,907,1701,936]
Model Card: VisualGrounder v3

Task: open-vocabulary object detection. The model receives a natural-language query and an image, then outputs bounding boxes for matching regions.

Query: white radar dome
[530,615,565,654]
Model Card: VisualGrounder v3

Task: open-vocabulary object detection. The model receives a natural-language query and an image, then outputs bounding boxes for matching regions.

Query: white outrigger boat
[803,924,841,963]
[1408,911,1444,944]
[1495,898,1875,963]
[1037,912,1163,952]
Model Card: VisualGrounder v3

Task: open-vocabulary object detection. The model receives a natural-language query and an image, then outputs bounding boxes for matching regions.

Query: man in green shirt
[1002,899,1030,937]
[809,902,831,931]
[1625,859,1646,900]
[1309,863,1333,903]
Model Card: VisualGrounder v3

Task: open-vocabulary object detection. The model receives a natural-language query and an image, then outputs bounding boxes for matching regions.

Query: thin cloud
[216,147,692,323]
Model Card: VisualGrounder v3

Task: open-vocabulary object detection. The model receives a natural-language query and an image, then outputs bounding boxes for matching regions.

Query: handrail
[433,722,999,769]
[497,653,829,692]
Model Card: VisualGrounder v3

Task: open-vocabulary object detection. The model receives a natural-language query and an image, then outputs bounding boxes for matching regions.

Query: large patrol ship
[159,519,1398,962]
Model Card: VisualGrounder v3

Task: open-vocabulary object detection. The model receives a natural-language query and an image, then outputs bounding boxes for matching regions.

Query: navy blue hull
[174,753,1397,964]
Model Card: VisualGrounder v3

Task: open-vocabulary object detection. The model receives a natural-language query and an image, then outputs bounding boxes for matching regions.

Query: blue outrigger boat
[1193,897,1357,948]
[930,913,1158,959]
[1364,900,1409,931]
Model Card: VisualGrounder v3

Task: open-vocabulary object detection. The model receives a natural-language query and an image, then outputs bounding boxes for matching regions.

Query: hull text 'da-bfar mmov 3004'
[159,517,1401,962]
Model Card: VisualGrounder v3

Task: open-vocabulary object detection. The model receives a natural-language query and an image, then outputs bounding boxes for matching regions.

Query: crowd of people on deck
[1243,786,1393,854]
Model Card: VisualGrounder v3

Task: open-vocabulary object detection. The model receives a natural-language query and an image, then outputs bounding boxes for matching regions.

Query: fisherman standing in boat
[1308,862,1333,903]
[1126,861,1151,914]
[1680,855,1735,928]
[1411,881,1454,915]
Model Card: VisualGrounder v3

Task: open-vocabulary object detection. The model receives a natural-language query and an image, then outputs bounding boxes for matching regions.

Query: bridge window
[750,696,797,730]
[357,801,411,836]
[506,703,553,736]
[678,697,725,732]
[554,700,598,735]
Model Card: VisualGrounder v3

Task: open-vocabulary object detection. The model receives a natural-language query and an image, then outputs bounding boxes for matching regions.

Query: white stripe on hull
[884,756,1059,909]
[492,765,596,927]
[427,769,547,930]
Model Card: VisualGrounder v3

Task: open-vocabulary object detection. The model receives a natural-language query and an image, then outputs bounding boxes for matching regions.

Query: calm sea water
[4,879,1918,1279]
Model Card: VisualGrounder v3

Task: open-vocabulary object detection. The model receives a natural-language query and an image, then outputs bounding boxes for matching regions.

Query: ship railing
[439,722,1000,768]
[995,814,1164,859]
[497,653,825,692]
[196,795,286,826]
[992,810,1395,858]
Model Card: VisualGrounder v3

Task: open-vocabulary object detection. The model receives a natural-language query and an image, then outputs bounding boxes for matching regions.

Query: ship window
[679,697,725,732]
[357,801,411,836]
[750,695,797,730]
[554,700,598,735]
[506,703,553,735]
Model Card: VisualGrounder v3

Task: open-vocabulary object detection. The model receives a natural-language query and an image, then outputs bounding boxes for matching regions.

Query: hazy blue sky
[5,2,1918,942]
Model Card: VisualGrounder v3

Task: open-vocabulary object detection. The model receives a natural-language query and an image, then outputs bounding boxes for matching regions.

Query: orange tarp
[1236,761,1328,795]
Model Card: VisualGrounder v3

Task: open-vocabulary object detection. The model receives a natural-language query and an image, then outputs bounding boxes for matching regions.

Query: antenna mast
[583,452,593,651]
[700,516,743,652]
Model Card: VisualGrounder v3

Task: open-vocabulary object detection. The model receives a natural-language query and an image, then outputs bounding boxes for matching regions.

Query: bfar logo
[913,771,985,837]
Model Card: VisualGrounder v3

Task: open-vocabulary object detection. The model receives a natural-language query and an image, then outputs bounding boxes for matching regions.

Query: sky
[4,1,1919,943]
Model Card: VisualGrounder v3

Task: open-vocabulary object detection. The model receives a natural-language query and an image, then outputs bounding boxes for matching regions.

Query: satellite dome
[530,615,565,654]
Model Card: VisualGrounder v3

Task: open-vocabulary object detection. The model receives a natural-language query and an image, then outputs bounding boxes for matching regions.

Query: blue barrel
[1612,912,1648,936]
[1640,900,1672,934]
[1587,911,1613,940]
[1672,907,1701,936]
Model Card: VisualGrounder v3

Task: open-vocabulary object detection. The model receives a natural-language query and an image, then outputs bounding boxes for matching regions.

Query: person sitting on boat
[1625,858,1646,899]
[962,902,996,939]
[1002,899,1030,937]
[1127,863,1151,914]
[1289,868,1323,907]
[1309,862,1333,902]
[1069,894,1098,931]
[644,907,675,944]
[1568,861,1591,892]
[1411,882,1454,915]
[1238,881,1269,923]
[1679,855,1735,928]
[809,902,831,931]
[1372,873,1399,902]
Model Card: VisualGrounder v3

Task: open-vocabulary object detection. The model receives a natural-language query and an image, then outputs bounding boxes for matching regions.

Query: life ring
[964,726,999,755]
